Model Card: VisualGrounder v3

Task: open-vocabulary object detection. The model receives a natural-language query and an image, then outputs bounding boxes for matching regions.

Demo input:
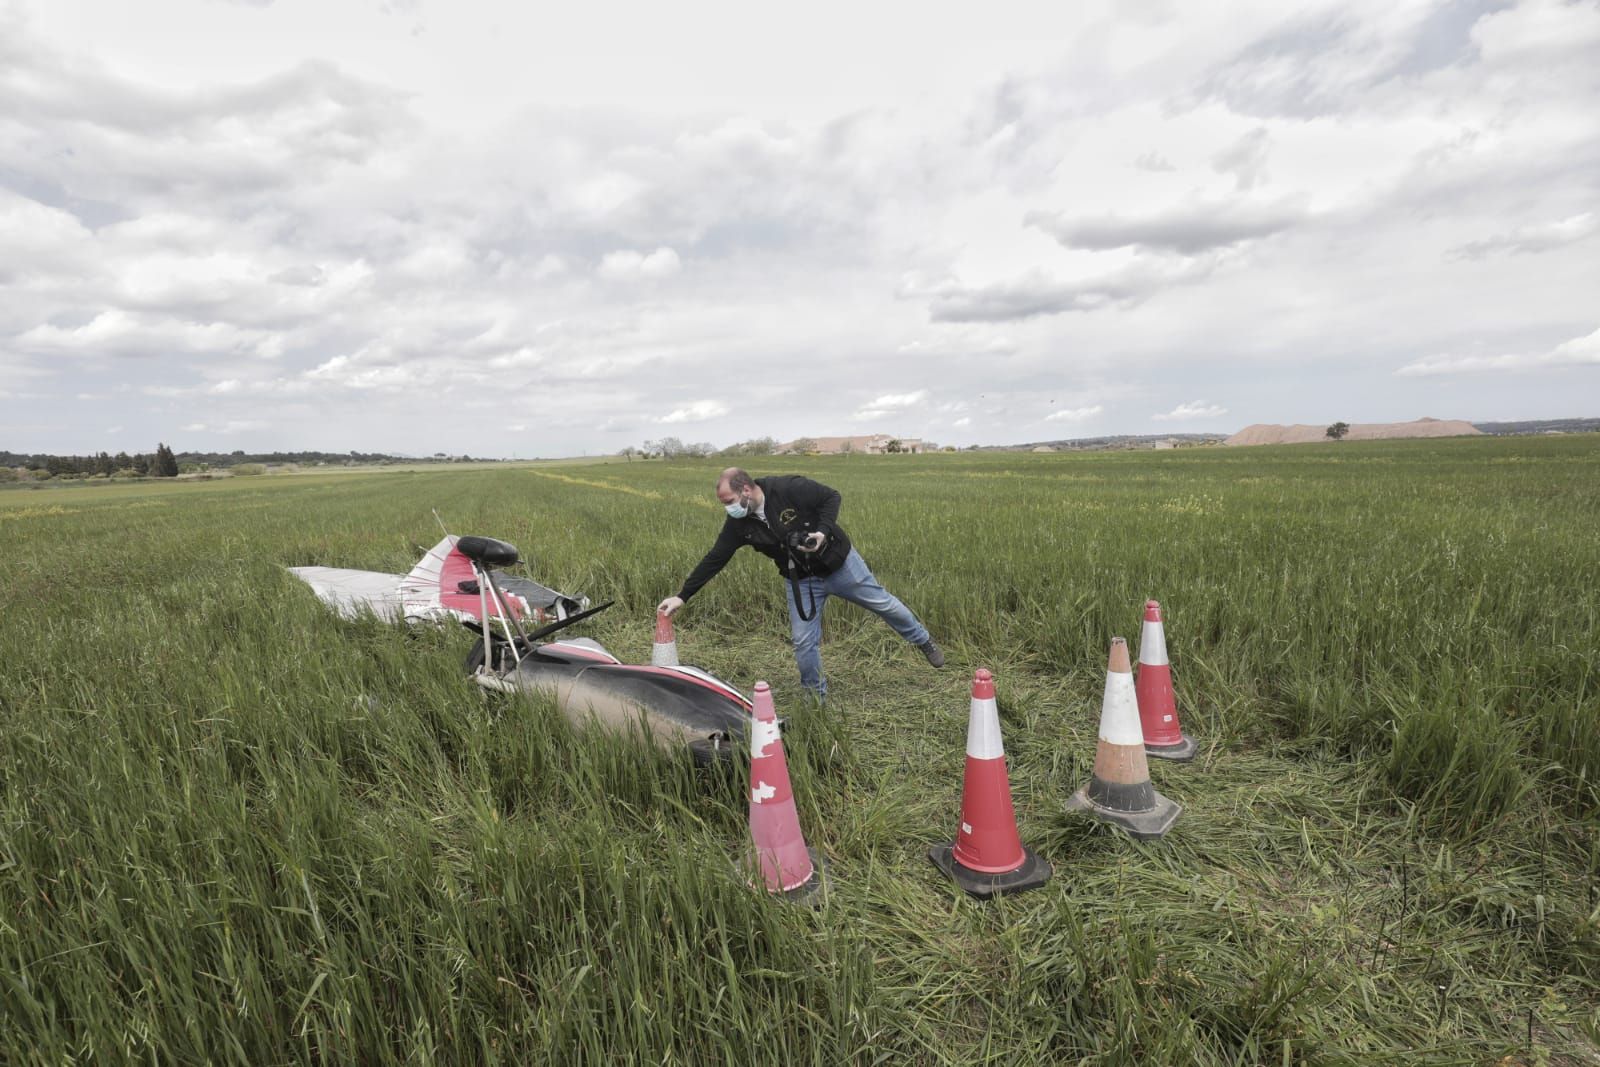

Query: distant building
[781,434,925,454]
[1151,439,1177,450]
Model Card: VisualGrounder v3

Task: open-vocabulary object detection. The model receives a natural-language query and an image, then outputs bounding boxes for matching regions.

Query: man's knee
[791,624,823,653]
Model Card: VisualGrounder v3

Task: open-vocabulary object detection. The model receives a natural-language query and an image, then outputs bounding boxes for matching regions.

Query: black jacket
[677,475,854,601]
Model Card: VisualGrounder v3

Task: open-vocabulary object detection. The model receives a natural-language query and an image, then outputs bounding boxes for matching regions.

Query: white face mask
[724,499,748,519]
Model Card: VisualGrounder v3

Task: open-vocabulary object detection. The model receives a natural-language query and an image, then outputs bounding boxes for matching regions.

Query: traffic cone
[745,682,824,903]
[1066,638,1181,839]
[1135,600,1197,762]
[929,668,1052,898]
[651,610,679,667]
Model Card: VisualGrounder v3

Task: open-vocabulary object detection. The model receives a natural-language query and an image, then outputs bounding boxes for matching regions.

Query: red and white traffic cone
[1066,638,1181,839]
[651,610,679,667]
[929,668,1052,898]
[745,682,824,902]
[1136,600,1197,762]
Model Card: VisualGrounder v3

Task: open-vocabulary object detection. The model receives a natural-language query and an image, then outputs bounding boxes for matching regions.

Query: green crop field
[3,436,1598,1065]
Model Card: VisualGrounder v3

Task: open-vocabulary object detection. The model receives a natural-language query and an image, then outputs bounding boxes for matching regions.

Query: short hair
[720,467,755,493]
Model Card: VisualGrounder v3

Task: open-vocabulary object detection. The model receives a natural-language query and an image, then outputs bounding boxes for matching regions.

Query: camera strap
[785,552,820,621]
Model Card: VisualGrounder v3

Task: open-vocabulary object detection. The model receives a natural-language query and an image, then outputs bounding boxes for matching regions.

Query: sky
[1,0,1597,457]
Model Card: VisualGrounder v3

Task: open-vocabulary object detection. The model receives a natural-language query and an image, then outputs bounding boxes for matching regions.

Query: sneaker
[918,639,945,668]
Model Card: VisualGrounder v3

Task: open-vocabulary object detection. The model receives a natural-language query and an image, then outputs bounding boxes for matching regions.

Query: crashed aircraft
[290,534,752,761]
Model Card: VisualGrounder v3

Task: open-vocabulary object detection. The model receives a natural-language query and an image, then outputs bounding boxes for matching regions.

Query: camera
[786,528,821,554]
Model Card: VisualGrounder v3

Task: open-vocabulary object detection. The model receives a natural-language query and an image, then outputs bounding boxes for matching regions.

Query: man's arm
[794,477,842,529]
[675,521,744,602]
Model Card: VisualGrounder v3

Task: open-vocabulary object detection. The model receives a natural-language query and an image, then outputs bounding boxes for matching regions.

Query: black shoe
[918,639,945,668]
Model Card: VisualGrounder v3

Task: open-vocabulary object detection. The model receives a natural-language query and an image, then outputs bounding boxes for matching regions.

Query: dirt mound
[1225,417,1483,446]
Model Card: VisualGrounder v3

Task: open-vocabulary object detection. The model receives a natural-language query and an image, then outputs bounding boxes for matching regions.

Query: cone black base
[1144,733,1198,763]
[928,843,1053,899]
[740,847,827,906]
[1065,786,1181,840]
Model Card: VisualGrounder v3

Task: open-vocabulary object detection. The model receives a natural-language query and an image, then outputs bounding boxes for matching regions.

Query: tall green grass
[2,436,1598,1063]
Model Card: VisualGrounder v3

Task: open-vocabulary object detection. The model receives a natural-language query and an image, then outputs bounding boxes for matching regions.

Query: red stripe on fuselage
[594,664,754,709]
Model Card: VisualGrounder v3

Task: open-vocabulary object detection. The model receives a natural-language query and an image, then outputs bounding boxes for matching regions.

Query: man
[657,467,943,700]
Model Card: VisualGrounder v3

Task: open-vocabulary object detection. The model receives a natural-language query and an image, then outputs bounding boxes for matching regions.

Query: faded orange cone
[745,682,824,903]
[1135,600,1197,762]
[929,668,1052,898]
[1066,638,1181,839]
[651,610,679,667]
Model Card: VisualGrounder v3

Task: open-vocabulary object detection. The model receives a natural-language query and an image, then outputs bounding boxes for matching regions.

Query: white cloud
[863,390,927,409]
[1045,405,1103,422]
[928,259,1218,322]
[1026,196,1306,254]
[1448,213,1597,260]
[853,390,929,420]
[1153,401,1229,421]
[659,399,728,423]
[531,254,568,280]
[16,310,282,361]
[487,347,542,370]
[898,334,1017,358]
[306,353,446,391]
[597,247,681,281]
[1396,326,1600,377]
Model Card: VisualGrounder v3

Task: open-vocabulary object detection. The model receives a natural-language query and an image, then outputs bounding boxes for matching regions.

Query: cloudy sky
[2,0,1596,456]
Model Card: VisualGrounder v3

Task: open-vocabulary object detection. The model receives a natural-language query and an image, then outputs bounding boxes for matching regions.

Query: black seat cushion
[455,536,519,569]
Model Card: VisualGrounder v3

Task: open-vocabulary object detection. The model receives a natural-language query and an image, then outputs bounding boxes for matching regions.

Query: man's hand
[801,531,827,553]
[657,595,685,617]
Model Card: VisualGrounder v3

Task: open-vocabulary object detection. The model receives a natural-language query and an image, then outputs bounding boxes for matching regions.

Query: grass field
[3,436,1598,1064]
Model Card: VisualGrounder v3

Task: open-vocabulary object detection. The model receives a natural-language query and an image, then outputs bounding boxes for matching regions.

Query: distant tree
[0,468,17,482]
[619,446,637,461]
[886,438,904,453]
[838,440,854,456]
[94,451,114,476]
[721,436,776,457]
[154,443,179,477]
[1326,422,1350,441]
[132,453,150,475]
[114,451,132,470]
[655,436,686,460]
[790,437,817,454]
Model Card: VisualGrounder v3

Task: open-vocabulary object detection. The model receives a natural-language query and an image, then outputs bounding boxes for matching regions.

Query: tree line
[621,436,763,460]
[0,447,478,479]
[621,436,935,460]
[1,444,180,479]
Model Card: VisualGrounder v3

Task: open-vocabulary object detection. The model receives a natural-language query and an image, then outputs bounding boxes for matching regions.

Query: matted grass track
[3,437,1598,1064]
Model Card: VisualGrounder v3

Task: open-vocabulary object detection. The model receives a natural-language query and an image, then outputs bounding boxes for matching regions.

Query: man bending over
[657,467,943,700]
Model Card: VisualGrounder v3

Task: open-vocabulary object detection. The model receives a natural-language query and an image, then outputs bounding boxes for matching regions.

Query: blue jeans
[785,548,929,698]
